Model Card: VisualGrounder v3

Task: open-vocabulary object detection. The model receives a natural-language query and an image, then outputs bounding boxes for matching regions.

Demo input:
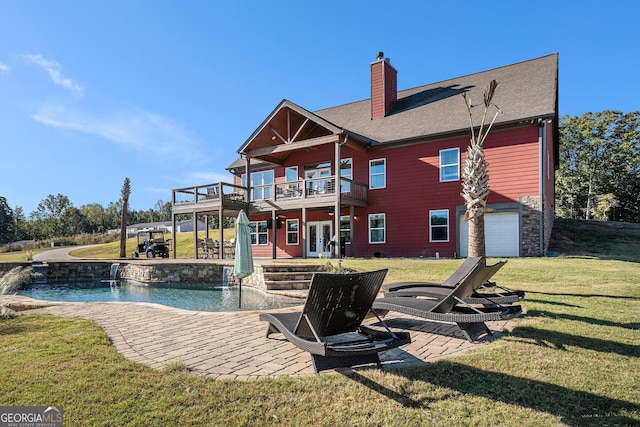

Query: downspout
[335,134,348,258]
[538,119,545,256]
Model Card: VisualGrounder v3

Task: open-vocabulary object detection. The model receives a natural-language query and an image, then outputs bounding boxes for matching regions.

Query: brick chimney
[370,51,397,119]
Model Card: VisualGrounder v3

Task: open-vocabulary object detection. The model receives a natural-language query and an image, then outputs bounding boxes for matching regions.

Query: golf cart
[132,229,170,259]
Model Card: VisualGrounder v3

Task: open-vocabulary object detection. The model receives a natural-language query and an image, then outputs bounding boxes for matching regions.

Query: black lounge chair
[373,264,523,343]
[382,258,524,305]
[259,269,411,373]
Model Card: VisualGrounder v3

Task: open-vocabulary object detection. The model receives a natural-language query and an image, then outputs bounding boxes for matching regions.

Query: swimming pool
[17,280,303,312]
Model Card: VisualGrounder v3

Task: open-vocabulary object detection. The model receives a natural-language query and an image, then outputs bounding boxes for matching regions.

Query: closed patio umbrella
[234,210,254,308]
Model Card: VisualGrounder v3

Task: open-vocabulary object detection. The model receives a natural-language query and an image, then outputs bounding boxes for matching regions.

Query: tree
[557,111,640,222]
[119,178,131,258]
[12,206,28,241]
[80,203,108,233]
[0,197,15,244]
[30,194,72,239]
[155,200,172,222]
[461,80,502,259]
[60,206,88,236]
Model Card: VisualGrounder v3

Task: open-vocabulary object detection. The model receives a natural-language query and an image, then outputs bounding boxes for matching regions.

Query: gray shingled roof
[314,53,558,145]
[227,54,558,170]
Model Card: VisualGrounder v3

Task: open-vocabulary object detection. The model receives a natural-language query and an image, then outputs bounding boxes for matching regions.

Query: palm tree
[119,178,131,259]
[461,80,502,260]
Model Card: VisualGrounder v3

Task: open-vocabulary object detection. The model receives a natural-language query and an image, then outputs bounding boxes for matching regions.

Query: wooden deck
[172,177,367,215]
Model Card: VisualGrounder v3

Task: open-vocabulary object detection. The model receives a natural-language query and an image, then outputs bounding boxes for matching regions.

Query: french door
[307,221,332,257]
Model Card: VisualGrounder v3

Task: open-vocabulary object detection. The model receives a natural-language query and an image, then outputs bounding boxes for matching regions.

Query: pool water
[17,280,303,312]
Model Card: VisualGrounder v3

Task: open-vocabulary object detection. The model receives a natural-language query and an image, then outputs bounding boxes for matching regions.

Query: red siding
[483,126,540,202]
[237,124,544,259]
[349,125,542,258]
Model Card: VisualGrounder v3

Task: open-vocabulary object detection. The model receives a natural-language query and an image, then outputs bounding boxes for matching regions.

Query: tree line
[557,110,639,222]
[0,193,173,245]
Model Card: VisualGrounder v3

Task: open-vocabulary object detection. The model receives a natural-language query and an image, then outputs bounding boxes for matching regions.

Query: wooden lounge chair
[373,264,523,343]
[259,269,411,373]
[382,258,525,305]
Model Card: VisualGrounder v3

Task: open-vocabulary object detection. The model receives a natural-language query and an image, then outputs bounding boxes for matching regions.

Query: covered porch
[170,174,368,259]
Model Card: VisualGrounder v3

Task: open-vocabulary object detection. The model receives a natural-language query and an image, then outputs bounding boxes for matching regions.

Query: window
[242,170,274,200]
[369,158,386,189]
[339,215,351,244]
[340,158,352,193]
[249,221,268,245]
[368,213,385,243]
[285,167,298,183]
[429,210,449,242]
[286,219,299,245]
[440,148,460,182]
[304,162,332,195]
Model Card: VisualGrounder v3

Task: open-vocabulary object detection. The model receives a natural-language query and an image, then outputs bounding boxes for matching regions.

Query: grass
[0,219,639,425]
[72,228,236,259]
[1,257,639,425]
[0,229,236,261]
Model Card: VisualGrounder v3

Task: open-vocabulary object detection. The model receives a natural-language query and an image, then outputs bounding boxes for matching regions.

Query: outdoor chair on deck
[373,263,523,343]
[259,269,411,373]
[382,257,525,305]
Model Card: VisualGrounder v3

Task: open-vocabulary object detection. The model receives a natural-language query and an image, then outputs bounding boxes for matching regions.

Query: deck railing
[172,182,246,205]
[172,177,367,207]
[273,177,367,203]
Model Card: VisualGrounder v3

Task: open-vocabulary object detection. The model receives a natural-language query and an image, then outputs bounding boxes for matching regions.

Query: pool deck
[5,295,514,380]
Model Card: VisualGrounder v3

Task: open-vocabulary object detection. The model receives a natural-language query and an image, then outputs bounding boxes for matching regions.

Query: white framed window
[429,210,449,242]
[369,158,386,189]
[242,170,275,200]
[249,221,269,245]
[368,213,385,243]
[339,215,351,244]
[340,158,352,193]
[286,219,299,245]
[439,148,460,182]
[285,167,298,183]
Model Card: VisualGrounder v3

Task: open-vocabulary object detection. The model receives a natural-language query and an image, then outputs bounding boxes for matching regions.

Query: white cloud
[23,54,83,95]
[0,63,8,72]
[30,104,201,162]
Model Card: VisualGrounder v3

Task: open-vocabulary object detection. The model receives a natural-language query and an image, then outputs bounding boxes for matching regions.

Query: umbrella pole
[239,278,242,309]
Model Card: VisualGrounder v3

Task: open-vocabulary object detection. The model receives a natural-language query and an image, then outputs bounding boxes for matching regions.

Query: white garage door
[459,212,520,257]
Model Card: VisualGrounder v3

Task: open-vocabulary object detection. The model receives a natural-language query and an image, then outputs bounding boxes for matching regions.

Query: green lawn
[1,255,639,426]
[0,229,236,261]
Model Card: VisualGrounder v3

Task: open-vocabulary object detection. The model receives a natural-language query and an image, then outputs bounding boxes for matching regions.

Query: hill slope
[548,218,640,262]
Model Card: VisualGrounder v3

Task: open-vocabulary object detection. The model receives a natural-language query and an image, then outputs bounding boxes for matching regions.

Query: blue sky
[1,1,638,216]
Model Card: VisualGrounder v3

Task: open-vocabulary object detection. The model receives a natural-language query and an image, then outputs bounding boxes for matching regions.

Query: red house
[172,53,559,259]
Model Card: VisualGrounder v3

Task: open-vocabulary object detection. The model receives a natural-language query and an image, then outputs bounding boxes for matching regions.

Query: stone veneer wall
[0,262,34,275]
[119,262,231,285]
[520,196,541,256]
[520,195,555,257]
[240,264,265,290]
[0,261,112,280]
[0,261,234,286]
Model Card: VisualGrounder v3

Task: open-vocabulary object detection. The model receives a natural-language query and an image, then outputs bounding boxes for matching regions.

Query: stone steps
[261,264,324,290]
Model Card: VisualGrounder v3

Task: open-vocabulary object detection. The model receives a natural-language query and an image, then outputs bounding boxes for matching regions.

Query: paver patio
[6,295,512,380]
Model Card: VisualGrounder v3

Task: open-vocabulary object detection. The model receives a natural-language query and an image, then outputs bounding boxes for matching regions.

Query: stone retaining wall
[0,261,234,286]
